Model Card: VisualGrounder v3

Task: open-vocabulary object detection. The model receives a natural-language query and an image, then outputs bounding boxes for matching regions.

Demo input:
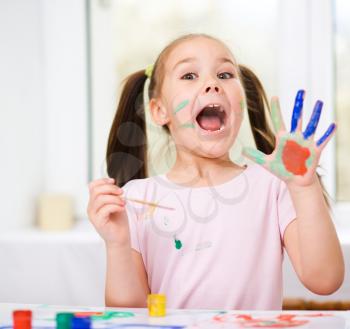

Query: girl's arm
[105,246,150,307]
[243,90,344,294]
[283,176,344,294]
[87,178,150,307]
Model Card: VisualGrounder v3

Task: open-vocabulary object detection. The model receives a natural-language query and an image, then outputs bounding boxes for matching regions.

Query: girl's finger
[316,122,336,149]
[303,100,323,139]
[90,184,123,203]
[88,177,114,191]
[242,147,267,165]
[98,204,125,221]
[271,97,286,133]
[93,194,125,215]
[290,90,305,133]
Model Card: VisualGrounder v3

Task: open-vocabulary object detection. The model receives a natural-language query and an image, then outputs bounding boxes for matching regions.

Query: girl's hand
[242,90,336,187]
[87,178,130,248]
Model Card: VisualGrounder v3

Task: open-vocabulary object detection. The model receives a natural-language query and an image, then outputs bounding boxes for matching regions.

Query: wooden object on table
[37,194,74,231]
[283,298,350,310]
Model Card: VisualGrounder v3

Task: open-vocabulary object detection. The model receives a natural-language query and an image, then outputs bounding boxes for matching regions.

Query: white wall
[40,0,89,219]
[0,0,89,231]
[0,0,45,230]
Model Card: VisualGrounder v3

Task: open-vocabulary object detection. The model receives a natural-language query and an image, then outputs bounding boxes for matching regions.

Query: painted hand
[242,90,336,186]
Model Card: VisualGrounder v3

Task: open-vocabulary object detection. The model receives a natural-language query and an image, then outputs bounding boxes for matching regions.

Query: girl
[87,34,344,310]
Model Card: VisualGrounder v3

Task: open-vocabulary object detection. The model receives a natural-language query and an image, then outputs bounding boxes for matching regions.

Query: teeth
[205,104,222,111]
[196,104,225,119]
[208,104,219,108]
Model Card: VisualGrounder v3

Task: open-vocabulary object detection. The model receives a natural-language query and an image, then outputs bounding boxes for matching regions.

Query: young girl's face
[152,37,245,159]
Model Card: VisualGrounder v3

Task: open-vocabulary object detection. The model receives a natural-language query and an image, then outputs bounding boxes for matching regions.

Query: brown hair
[106,33,328,206]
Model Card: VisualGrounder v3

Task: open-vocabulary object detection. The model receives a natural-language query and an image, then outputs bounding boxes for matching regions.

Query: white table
[0,303,349,328]
[0,221,349,306]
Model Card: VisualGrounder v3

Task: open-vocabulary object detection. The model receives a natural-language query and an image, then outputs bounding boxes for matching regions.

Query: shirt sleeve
[277,179,297,241]
[122,181,141,253]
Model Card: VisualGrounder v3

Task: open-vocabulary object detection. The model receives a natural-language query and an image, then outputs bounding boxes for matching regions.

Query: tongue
[198,116,221,131]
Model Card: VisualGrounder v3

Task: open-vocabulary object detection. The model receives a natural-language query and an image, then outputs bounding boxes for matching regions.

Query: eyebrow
[172,57,236,71]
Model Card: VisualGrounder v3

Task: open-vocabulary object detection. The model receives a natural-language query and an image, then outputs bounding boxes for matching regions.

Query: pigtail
[106,70,148,187]
[238,64,276,154]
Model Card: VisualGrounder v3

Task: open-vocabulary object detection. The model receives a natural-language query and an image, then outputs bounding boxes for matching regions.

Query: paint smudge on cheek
[239,99,246,111]
[179,122,195,129]
[173,99,195,129]
[282,140,311,175]
[174,99,189,114]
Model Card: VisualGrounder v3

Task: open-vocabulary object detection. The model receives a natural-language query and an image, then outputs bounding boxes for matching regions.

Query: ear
[149,98,170,126]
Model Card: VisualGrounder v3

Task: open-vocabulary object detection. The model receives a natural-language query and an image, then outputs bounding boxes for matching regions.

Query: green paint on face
[179,122,195,129]
[242,147,266,165]
[92,311,135,320]
[174,99,189,114]
[175,239,182,249]
[239,99,246,111]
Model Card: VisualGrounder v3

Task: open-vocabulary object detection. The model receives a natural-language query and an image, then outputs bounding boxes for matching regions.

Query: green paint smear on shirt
[175,239,183,249]
[92,311,135,320]
[174,99,189,114]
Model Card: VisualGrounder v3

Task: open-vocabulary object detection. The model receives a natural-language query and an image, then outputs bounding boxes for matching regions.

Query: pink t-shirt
[122,164,296,310]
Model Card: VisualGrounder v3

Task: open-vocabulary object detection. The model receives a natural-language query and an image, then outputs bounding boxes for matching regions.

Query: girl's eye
[181,72,197,80]
[218,72,234,79]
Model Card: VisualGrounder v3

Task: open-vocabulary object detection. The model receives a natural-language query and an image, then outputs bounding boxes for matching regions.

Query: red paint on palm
[282,140,310,175]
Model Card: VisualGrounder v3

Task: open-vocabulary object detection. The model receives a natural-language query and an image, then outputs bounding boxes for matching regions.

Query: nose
[205,85,220,93]
[204,82,221,94]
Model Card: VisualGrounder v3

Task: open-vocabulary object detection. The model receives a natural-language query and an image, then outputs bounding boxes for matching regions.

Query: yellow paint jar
[147,294,166,317]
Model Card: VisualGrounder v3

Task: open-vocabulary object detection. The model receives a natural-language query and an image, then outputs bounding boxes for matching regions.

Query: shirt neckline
[158,163,250,190]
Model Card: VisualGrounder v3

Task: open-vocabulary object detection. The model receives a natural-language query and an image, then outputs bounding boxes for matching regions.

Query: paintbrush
[122,197,175,211]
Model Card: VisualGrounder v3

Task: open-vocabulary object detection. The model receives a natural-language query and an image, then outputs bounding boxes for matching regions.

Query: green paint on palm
[243,147,266,164]
[270,137,293,177]
[174,99,189,114]
[269,134,315,177]
[245,132,316,178]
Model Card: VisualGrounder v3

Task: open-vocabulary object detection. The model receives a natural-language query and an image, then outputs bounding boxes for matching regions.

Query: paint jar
[13,310,32,329]
[147,294,166,317]
[71,316,91,329]
[56,313,74,329]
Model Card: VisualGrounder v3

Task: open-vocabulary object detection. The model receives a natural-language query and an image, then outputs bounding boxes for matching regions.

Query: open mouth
[195,104,226,132]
